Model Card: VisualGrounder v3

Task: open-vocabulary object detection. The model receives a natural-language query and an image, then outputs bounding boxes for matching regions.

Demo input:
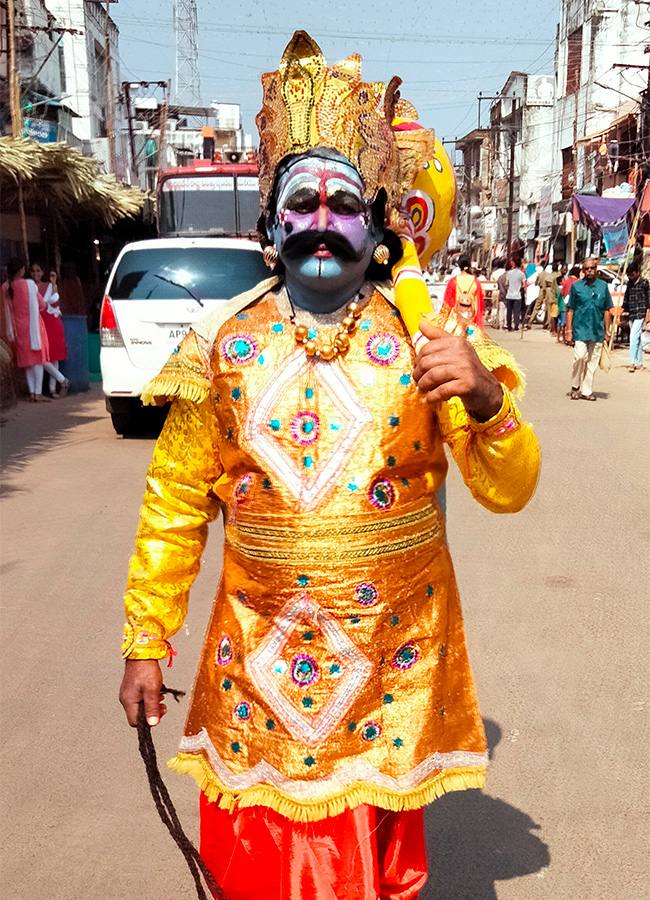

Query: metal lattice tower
[173,0,202,106]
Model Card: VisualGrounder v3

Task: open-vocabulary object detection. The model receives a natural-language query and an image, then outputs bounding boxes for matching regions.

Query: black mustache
[281,230,365,263]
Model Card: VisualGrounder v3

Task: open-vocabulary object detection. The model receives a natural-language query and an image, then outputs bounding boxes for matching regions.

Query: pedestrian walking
[622,261,650,372]
[505,260,526,330]
[443,254,484,325]
[30,264,68,397]
[3,257,69,402]
[566,258,613,401]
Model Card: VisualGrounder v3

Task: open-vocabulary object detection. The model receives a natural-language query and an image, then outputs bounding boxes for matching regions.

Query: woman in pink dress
[3,257,69,402]
[30,263,68,398]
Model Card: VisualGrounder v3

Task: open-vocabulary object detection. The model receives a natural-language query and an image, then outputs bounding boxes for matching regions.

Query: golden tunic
[122,285,540,822]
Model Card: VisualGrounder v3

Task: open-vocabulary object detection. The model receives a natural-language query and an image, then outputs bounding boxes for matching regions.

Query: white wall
[46,0,122,156]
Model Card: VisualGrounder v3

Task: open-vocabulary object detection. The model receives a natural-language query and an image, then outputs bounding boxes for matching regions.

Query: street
[1,329,648,900]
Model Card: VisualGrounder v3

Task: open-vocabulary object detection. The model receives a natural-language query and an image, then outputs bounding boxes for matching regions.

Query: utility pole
[506,130,516,260]
[157,80,171,183]
[104,0,116,173]
[570,91,579,267]
[122,82,138,182]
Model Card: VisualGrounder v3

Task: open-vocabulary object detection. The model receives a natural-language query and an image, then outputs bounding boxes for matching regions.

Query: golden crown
[256,31,406,216]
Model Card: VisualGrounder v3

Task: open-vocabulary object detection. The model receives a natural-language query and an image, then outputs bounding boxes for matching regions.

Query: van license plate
[166,326,190,342]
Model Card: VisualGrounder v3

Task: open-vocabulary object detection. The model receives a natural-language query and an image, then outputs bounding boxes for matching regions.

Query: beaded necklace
[287,291,364,360]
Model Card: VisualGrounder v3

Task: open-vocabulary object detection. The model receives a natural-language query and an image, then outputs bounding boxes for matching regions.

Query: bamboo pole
[8,0,22,138]
[17,182,29,266]
[606,186,644,354]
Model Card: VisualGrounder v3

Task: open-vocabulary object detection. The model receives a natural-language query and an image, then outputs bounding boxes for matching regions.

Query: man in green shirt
[566,258,613,400]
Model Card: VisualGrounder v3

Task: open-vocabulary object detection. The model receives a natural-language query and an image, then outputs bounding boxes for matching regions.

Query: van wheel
[110,410,135,435]
[107,398,169,436]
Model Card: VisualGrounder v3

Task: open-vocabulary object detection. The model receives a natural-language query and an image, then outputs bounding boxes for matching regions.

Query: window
[566,27,582,96]
[562,147,574,199]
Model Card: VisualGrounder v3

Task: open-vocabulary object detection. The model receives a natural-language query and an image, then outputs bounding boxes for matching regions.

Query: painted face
[271,155,380,295]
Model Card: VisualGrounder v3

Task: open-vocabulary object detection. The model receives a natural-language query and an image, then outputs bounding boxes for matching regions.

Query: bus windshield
[159,174,260,235]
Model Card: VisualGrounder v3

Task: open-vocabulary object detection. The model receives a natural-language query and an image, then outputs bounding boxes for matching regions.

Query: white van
[100,237,267,434]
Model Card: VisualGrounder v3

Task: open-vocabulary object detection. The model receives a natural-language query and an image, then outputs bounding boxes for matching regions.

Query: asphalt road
[1,329,648,900]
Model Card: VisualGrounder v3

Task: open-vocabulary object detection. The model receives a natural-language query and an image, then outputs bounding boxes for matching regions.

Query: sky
[112,0,560,159]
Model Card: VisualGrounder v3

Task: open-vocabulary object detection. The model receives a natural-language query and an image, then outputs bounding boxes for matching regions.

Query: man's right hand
[119,659,166,727]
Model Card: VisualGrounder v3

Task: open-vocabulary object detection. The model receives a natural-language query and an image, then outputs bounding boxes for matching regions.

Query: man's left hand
[413,318,503,421]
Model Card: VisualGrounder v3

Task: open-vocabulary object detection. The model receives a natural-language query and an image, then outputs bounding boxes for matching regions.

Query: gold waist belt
[225,502,442,564]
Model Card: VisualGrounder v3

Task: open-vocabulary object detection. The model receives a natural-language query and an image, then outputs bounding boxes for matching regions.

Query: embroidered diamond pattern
[245,349,373,508]
[246,594,374,747]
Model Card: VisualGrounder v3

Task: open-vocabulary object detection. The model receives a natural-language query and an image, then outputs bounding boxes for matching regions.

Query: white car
[100,237,268,434]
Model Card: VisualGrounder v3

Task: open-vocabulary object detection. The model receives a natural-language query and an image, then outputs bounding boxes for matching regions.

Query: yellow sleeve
[121,397,224,660]
[437,387,540,514]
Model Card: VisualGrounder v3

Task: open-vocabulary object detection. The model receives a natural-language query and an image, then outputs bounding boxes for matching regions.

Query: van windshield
[109,247,268,301]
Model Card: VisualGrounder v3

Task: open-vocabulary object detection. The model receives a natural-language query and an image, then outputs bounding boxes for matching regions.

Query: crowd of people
[2,256,72,403]
[423,253,650,402]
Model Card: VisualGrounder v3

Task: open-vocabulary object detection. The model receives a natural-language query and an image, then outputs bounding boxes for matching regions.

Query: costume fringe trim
[141,376,210,407]
[470,338,526,397]
[167,752,486,822]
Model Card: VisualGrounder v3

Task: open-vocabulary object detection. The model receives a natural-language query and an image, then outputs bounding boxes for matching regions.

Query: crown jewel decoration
[256,31,405,214]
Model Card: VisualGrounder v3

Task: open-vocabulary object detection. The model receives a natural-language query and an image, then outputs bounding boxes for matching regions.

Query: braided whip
[136,687,226,900]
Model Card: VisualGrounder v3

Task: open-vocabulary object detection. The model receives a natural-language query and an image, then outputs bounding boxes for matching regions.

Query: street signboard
[539,184,553,238]
[23,118,58,143]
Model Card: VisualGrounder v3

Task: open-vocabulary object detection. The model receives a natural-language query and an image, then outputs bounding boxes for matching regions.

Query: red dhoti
[200,795,427,900]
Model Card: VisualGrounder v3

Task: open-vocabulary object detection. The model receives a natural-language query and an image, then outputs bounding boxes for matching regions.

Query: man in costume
[119,33,540,899]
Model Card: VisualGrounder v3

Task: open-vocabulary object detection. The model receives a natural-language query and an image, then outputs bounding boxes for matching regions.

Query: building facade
[45,0,128,174]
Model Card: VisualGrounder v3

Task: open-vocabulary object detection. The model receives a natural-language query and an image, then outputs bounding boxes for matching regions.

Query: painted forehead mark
[277,169,364,210]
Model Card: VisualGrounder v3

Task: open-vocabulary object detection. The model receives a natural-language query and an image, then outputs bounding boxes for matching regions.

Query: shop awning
[576,100,639,146]
[572,193,636,231]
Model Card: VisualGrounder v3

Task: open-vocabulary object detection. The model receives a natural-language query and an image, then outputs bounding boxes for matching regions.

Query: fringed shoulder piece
[373,283,526,397]
[140,276,282,407]
[422,306,526,398]
[141,330,213,406]
[468,330,526,397]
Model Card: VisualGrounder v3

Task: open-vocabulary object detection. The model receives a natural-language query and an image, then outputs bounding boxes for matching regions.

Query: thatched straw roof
[0,137,146,226]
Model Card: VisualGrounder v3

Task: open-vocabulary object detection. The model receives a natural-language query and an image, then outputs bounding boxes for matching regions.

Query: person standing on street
[30,264,68,397]
[622,261,650,372]
[566,258,613,401]
[118,31,540,900]
[3,257,69,402]
[505,260,526,331]
[443,254,484,326]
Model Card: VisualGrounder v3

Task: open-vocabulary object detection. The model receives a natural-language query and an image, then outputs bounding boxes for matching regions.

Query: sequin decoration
[217,635,234,666]
[290,411,320,445]
[366,334,399,365]
[355,582,378,607]
[369,478,395,510]
[291,654,319,687]
[235,475,252,501]
[221,334,258,364]
[392,641,419,670]
[234,702,251,721]
[361,721,382,742]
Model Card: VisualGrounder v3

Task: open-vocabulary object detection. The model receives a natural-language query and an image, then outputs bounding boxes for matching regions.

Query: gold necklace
[292,300,363,360]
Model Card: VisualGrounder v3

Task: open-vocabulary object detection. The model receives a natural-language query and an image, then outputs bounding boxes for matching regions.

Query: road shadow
[422,718,550,899]
[0,389,104,497]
